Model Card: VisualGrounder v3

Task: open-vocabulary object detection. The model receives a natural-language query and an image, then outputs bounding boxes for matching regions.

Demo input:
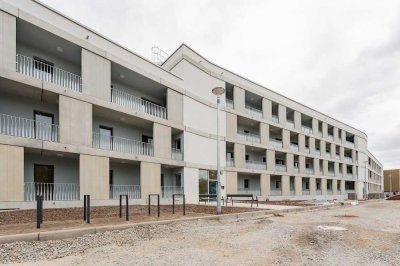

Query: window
[142,135,153,143]
[175,174,181,187]
[327,183,331,190]
[263,157,266,163]
[109,170,114,185]
[317,182,320,190]
[276,181,281,189]
[226,152,233,159]
[174,139,181,149]
[245,154,249,161]
[305,182,309,190]
[244,130,249,134]
[244,179,249,189]
[294,162,299,168]
[161,173,164,187]
[34,164,54,184]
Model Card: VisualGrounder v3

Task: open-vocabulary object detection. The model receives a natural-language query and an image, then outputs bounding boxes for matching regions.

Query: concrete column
[0,10,16,71]
[140,162,161,198]
[333,127,339,142]
[334,162,340,177]
[294,111,301,130]
[323,160,329,175]
[310,177,316,196]
[59,96,92,147]
[342,164,346,177]
[226,113,238,140]
[341,130,346,144]
[281,175,290,196]
[82,49,111,101]
[340,179,346,194]
[167,89,183,124]
[299,134,306,153]
[267,150,275,171]
[153,123,172,159]
[260,173,270,196]
[312,118,319,134]
[340,146,345,160]
[295,176,302,196]
[309,137,316,154]
[321,178,327,195]
[262,98,272,121]
[226,171,238,194]
[183,167,199,203]
[234,143,246,168]
[322,122,328,138]
[331,143,336,158]
[352,149,357,163]
[354,136,359,149]
[353,165,357,178]
[332,179,338,195]
[80,155,109,200]
[286,153,294,173]
[260,123,269,146]
[278,105,287,126]
[314,158,320,174]
[282,129,290,149]
[0,144,23,201]
[299,155,306,174]
[320,140,326,157]
[233,86,245,113]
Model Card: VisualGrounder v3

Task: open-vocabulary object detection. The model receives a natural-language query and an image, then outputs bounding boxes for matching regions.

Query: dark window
[263,157,266,163]
[244,130,249,134]
[327,183,331,190]
[142,135,153,143]
[174,139,181,149]
[244,179,249,189]
[161,174,164,186]
[305,182,309,189]
[317,183,320,190]
[175,174,181,187]
[276,181,281,189]
[34,111,55,141]
[245,154,249,161]
[34,164,54,183]
[109,170,114,185]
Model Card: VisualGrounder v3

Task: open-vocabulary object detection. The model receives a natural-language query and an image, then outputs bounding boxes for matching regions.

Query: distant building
[384,169,400,193]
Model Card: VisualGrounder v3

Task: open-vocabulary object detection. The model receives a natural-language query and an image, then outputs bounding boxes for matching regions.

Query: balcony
[317,131,323,137]
[315,150,321,156]
[24,182,80,201]
[305,147,310,154]
[272,115,279,123]
[161,186,183,198]
[336,155,340,160]
[346,141,355,147]
[293,167,299,173]
[111,88,167,119]
[237,131,261,143]
[226,158,234,167]
[316,190,322,195]
[275,164,287,172]
[328,171,335,177]
[172,148,183,160]
[0,113,59,142]
[269,139,283,149]
[238,188,261,196]
[245,106,263,118]
[345,173,353,178]
[92,132,153,156]
[328,135,334,141]
[305,168,314,175]
[302,190,310,195]
[326,153,332,159]
[246,160,266,170]
[16,54,82,92]
[271,190,282,196]
[110,185,141,199]
[290,143,299,152]
[345,157,353,162]
[301,126,313,134]
[286,121,295,128]
[226,99,234,109]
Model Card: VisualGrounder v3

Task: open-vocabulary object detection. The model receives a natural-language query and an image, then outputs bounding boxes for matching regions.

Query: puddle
[316,225,347,231]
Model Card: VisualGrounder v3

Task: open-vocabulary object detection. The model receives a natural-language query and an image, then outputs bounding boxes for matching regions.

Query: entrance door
[100,126,113,150]
[208,180,217,195]
[34,164,54,200]
[34,111,54,141]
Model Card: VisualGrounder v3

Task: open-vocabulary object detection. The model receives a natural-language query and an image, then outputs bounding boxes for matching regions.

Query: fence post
[119,194,122,218]
[84,195,87,221]
[157,194,160,217]
[148,194,151,216]
[36,195,43,229]
[126,195,129,221]
[87,195,90,224]
[173,194,175,214]
[183,194,186,216]
[83,195,90,224]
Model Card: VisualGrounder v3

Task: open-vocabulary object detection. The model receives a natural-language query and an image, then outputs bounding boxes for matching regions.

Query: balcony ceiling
[92,105,153,129]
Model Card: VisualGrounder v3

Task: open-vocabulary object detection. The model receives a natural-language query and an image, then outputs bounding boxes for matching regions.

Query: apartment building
[0,0,383,208]
[384,169,400,193]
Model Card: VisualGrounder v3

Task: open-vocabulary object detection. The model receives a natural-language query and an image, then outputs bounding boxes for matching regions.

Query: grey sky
[40,0,400,169]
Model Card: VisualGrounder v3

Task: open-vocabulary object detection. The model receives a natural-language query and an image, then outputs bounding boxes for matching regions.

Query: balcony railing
[315,150,321,156]
[286,121,295,128]
[24,182,80,201]
[328,171,335,177]
[92,132,153,156]
[272,115,279,123]
[172,148,183,160]
[290,143,299,152]
[305,147,310,153]
[345,141,355,147]
[226,99,234,109]
[293,167,299,173]
[246,160,266,170]
[245,105,263,118]
[226,158,234,167]
[110,185,141,199]
[328,135,334,141]
[111,88,167,119]
[161,186,183,198]
[275,164,287,172]
[0,113,59,142]
[345,157,353,162]
[301,126,313,134]
[237,131,260,143]
[316,190,322,195]
[269,139,283,148]
[16,54,82,92]
[271,189,282,196]
[305,168,314,175]
[336,154,340,160]
[238,188,261,196]
[317,131,323,137]
[326,153,332,159]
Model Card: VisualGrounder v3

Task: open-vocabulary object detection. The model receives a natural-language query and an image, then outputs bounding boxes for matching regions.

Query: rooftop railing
[24,182,79,201]
[246,160,266,170]
[237,131,261,143]
[0,113,59,142]
[16,54,82,92]
[245,105,263,118]
[111,88,167,119]
[172,148,183,160]
[92,132,153,157]
[110,185,141,199]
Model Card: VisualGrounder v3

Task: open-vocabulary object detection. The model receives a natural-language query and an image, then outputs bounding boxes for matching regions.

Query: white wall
[184,132,226,167]
[183,167,199,203]
[238,174,260,190]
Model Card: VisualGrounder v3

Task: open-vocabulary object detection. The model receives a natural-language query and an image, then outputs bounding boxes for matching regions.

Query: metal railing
[345,157,353,162]
[246,160,266,170]
[238,188,261,196]
[315,150,321,156]
[269,139,283,148]
[270,189,282,196]
[92,132,153,156]
[161,186,183,198]
[237,131,261,143]
[301,125,313,134]
[226,99,234,109]
[109,185,141,199]
[111,88,167,119]
[305,168,314,175]
[275,164,287,172]
[345,141,355,147]
[272,115,279,123]
[302,190,310,195]
[245,105,263,118]
[16,54,82,92]
[345,173,353,178]
[226,158,234,167]
[25,182,80,201]
[327,190,333,195]
[172,148,183,160]
[326,153,332,159]
[286,121,295,128]
[327,171,335,177]
[0,113,59,142]
[290,143,299,152]
[293,167,299,173]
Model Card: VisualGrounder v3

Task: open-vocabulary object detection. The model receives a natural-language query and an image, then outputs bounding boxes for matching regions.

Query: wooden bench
[225,194,259,208]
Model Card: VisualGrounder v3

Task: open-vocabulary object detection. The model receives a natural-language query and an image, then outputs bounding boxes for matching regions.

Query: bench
[225,194,259,208]
[199,194,224,205]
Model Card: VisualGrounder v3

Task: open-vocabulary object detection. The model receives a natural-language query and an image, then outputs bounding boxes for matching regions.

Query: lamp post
[212,86,225,215]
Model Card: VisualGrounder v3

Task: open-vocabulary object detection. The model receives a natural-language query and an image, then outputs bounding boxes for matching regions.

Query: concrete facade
[0,144,24,201]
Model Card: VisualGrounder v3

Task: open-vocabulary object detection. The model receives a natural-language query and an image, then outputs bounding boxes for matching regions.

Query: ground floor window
[199,170,217,194]
[276,180,281,189]
[244,179,249,189]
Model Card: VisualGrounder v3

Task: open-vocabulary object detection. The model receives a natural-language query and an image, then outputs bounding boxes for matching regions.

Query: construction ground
[0,200,399,265]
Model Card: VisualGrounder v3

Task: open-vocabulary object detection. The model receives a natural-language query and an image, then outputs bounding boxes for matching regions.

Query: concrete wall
[79,154,109,200]
[226,113,237,139]
[0,144,23,201]
[110,162,140,185]
[184,132,225,167]
[153,123,171,159]
[238,174,260,191]
[82,49,111,101]
[167,88,183,124]
[183,167,199,203]
[226,171,238,194]
[234,143,245,168]
[140,161,161,198]
[0,10,16,71]
[234,86,245,113]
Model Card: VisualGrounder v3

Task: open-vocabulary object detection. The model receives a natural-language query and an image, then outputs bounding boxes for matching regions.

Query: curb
[0,204,346,244]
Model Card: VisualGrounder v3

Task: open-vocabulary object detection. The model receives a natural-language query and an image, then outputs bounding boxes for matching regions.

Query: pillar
[226,113,237,140]
[286,153,294,173]
[262,98,272,121]
[153,123,172,159]
[340,146,345,160]
[323,160,329,175]
[260,173,270,196]
[295,176,302,196]
[321,178,327,195]
[332,179,338,195]
[234,143,246,168]
[278,105,287,126]
[140,161,161,198]
[0,10,16,71]
[282,175,290,196]
[314,158,320,175]
[340,179,346,194]
[309,137,316,154]
[80,155,109,200]
[333,127,339,142]
[282,129,290,149]
[320,140,326,157]
[299,134,306,153]
[310,177,316,195]
[334,162,340,177]
[260,122,269,146]
[299,155,306,174]
[233,86,245,113]
[226,171,238,194]
[312,118,319,135]
[322,122,328,138]
[330,143,335,158]
[294,111,301,130]
[0,144,23,201]
[267,150,275,171]
[167,89,183,124]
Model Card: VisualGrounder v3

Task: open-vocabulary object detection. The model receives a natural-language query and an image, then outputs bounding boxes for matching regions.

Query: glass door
[34,111,54,141]
[34,164,54,200]
[100,126,113,150]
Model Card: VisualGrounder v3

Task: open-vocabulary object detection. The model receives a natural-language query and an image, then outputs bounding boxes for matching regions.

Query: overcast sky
[41,0,400,169]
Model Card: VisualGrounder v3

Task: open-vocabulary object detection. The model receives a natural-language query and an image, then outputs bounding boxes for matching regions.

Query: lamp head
[212,87,225,96]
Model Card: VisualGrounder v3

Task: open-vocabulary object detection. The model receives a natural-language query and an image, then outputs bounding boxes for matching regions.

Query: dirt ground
[1,200,399,265]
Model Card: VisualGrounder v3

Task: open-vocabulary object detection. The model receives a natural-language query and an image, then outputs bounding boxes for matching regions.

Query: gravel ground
[1,200,399,265]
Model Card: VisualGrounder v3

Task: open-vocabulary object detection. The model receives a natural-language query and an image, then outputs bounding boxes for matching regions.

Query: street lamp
[212,86,225,215]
